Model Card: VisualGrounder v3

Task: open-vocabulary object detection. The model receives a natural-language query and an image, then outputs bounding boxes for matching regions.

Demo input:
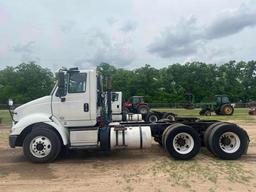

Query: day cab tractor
[199,95,234,116]
[8,67,249,163]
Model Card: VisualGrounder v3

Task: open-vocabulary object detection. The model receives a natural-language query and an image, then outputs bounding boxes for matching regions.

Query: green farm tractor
[199,95,234,116]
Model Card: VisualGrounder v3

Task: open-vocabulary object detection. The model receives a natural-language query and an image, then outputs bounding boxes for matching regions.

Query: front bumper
[9,135,18,148]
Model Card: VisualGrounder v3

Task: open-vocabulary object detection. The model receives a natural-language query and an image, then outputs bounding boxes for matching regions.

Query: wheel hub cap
[219,132,240,153]
[30,136,52,158]
[36,143,44,151]
[176,138,186,147]
[221,136,231,146]
[173,132,194,154]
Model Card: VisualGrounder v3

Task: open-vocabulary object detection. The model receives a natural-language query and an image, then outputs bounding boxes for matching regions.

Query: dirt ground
[0,122,255,192]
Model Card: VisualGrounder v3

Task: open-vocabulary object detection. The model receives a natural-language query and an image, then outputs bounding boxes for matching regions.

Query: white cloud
[12,41,40,63]
[148,16,204,58]
[73,28,136,68]
[148,2,256,60]
[205,6,256,39]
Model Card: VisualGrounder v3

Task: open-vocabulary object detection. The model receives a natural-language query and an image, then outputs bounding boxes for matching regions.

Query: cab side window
[68,73,87,93]
[112,93,119,102]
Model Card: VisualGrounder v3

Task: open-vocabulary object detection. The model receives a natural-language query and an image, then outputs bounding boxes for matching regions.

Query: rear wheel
[137,105,149,114]
[208,123,249,159]
[163,124,201,160]
[23,125,62,163]
[220,105,234,115]
[204,122,226,153]
[162,113,175,121]
[161,123,182,150]
[146,113,159,123]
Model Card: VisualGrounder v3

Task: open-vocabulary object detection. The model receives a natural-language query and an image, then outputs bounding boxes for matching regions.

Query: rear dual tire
[146,112,175,123]
[162,124,201,160]
[208,124,248,160]
[162,113,175,121]
[146,113,159,123]
[204,122,225,153]
[205,123,249,160]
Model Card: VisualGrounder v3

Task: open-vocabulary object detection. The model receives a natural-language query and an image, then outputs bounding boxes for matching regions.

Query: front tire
[23,126,62,163]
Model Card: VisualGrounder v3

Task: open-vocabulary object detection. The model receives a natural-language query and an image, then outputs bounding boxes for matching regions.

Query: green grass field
[0,108,255,126]
[0,110,11,125]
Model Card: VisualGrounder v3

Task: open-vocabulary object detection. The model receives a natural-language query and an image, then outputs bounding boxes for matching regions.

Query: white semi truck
[9,67,249,163]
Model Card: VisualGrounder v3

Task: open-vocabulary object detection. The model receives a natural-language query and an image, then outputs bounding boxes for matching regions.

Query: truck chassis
[118,118,249,160]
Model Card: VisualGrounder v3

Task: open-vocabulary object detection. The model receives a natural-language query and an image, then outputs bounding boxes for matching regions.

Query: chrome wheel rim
[30,136,52,158]
[173,132,194,154]
[219,132,240,153]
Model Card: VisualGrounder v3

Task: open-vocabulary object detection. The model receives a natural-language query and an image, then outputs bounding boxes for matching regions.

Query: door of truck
[52,72,95,127]
[112,92,122,114]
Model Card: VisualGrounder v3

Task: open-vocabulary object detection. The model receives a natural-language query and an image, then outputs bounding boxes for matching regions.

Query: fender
[11,113,69,145]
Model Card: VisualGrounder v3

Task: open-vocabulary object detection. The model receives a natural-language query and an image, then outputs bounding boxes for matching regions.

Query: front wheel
[23,126,62,163]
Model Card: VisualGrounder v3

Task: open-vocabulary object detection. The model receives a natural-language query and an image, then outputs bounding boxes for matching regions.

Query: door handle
[117,105,119,108]
[84,103,89,112]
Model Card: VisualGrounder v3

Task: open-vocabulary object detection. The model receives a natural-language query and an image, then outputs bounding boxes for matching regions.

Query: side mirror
[57,72,65,97]
[8,99,13,107]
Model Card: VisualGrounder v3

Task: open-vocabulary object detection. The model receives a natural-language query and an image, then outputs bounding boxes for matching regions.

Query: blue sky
[0,0,256,70]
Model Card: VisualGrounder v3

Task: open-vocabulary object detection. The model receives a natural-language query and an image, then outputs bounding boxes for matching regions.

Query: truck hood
[14,96,52,122]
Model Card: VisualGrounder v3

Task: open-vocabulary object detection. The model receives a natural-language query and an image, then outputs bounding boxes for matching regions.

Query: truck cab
[52,69,98,127]
[9,68,152,162]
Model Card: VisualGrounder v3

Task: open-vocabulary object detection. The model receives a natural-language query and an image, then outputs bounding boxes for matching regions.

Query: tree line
[0,62,54,104]
[0,61,256,104]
